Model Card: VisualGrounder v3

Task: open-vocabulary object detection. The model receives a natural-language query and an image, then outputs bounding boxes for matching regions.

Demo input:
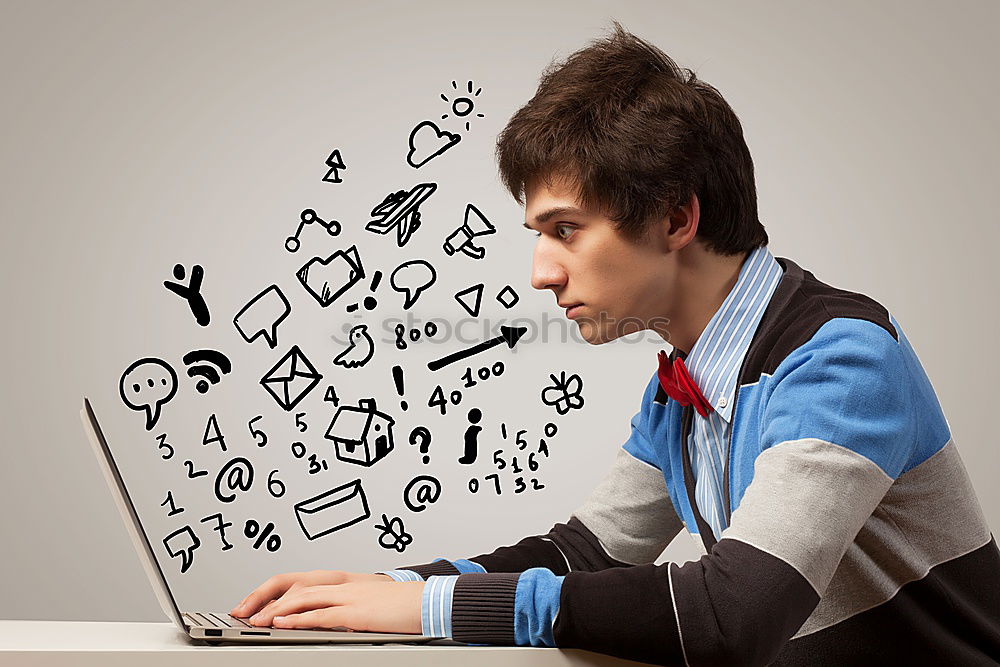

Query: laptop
[80,397,439,644]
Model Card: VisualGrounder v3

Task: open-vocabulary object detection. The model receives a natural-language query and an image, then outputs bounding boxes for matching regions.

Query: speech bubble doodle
[234,285,291,349]
[120,358,178,431]
[162,525,200,574]
[403,475,441,513]
[390,260,437,310]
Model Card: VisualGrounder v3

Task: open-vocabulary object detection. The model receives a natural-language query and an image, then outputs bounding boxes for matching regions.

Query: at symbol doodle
[214,457,254,503]
[403,475,441,513]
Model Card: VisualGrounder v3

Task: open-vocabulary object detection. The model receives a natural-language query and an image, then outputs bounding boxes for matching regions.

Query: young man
[232,26,1000,665]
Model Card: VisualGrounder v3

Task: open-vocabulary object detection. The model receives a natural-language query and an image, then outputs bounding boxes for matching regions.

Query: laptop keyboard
[186,612,254,629]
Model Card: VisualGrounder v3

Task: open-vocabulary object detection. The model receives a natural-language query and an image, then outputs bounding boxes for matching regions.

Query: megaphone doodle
[443,203,496,260]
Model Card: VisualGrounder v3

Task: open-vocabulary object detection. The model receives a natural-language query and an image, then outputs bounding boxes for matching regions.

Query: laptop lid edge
[80,396,189,632]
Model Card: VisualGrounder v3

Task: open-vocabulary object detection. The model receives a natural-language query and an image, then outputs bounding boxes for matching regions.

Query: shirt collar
[682,246,784,423]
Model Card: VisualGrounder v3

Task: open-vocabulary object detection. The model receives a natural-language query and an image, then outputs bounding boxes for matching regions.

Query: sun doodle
[440,80,485,131]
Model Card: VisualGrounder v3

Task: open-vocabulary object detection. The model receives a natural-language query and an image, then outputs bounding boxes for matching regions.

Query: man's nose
[530,241,567,292]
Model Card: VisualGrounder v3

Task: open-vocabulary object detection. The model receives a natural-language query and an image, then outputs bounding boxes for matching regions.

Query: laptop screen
[81,397,187,629]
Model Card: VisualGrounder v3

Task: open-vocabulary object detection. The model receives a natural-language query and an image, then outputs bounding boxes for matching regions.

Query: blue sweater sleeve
[514,568,564,647]
[379,557,486,581]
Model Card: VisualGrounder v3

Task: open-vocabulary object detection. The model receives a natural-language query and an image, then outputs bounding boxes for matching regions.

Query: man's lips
[559,302,584,318]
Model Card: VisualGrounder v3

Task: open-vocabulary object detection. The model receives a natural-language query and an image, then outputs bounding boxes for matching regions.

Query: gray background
[2,0,997,622]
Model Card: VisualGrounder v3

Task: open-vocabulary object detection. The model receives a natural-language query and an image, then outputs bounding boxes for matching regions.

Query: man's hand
[241,579,424,634]
[231,570,392,619]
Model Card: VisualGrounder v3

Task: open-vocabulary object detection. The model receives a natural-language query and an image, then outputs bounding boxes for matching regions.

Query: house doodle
[324,398,395,467]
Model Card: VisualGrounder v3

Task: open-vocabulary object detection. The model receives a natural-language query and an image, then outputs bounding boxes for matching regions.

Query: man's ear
[660,192,700,252]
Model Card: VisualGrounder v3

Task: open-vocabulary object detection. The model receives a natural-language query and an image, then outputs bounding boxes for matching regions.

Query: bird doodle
[334,324,375,369]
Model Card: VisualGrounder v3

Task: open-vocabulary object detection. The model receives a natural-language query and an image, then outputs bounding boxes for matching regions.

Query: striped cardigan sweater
[394,256,1000,665]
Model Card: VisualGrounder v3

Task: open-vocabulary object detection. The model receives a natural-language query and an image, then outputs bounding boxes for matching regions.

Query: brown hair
[496,23,768,255]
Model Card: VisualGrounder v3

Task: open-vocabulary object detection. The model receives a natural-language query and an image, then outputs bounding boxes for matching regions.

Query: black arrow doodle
[427,326,527,372]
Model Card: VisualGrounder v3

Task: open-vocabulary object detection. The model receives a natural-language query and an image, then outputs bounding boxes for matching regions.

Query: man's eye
[556,224,574,240]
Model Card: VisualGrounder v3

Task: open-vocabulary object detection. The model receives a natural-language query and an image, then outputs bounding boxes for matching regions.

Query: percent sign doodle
[244,520,281,552]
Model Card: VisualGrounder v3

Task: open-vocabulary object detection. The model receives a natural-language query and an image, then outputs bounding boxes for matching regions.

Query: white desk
[0,621,653,666]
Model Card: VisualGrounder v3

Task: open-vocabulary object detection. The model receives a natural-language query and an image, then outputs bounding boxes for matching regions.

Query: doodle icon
[409,426,432,463]
[427,325,528,372]
[390,260,437,309]
[403,475,442,513]
[182,349,232,394]
[458,408,483,465]
[324,385,340,406]
[541,371,585,415]
[496,285,519,309]
[214,457,254,503]
[367,183,437,247]
[233,285,291,349]
[286,208,341,253]
[163,263,211,327]
[244,519,281,552]
[162,525,201,574]
[120,357,178,430]
[325,398,395,467]
[375,514,413,553]
[407,120,460,168]
[260,345,323,411]
[297,245,365,307]
[322,148,346,183]
[346,271,382,313]
[454,283,484,317]
[439,80,485,132]
[443,204,496,259]
[294,479,370,541]
[333,324,375,369]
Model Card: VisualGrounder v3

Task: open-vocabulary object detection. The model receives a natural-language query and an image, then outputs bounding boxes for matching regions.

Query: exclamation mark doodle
[392,365,407,410]
[347,271,383,312]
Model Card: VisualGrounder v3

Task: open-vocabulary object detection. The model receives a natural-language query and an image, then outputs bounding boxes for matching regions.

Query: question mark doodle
[408,426,432,463]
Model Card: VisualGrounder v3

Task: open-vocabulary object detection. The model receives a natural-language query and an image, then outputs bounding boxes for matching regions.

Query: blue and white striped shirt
[380,559,485,637]
[682,245,783,540]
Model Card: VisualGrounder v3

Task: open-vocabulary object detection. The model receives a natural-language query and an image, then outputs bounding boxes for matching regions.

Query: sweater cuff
[402,558,463,578]
[452,572,520,644]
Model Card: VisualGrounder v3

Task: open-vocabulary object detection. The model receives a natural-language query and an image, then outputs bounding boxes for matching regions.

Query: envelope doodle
[293,479,371,541]
[296,245,365,308]
[259,345,323,411]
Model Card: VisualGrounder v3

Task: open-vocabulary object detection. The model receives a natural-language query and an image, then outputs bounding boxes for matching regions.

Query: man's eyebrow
[526,206,587,227]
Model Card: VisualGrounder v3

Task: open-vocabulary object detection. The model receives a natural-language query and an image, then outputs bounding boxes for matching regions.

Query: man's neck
[667,247,750,356]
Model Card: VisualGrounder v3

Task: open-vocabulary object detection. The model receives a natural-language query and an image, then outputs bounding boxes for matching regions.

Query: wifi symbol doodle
[182,349,232,394]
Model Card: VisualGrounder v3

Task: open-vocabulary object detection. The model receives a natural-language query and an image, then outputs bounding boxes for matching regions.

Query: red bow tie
[657,350,714,418]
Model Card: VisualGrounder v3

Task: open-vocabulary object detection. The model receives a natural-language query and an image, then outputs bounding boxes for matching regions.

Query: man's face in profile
[524,177,673,345]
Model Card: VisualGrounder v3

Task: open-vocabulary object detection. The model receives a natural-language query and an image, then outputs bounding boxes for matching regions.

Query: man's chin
[576,321,618,345]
